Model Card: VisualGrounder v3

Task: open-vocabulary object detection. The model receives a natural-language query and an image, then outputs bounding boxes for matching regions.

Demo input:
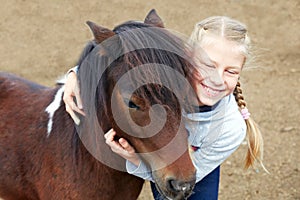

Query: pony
[0,10,198,200]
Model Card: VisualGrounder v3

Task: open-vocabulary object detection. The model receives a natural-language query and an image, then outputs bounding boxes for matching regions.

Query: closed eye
[226,70,239,75]
[205,64,215,68]
[226,70,235,74]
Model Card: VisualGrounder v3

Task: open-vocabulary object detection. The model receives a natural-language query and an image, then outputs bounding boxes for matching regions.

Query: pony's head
[77,9,198,199]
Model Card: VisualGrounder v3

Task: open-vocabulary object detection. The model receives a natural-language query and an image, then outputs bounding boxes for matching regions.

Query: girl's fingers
[74,85,84,110]
[70,101,85,116]
[104,130,139,165]
[104,129,137,162]
[104,130,134,154]
[64,91,85,116]
[119,138,135,154]
[69,110,81,125]
[104,129,116,140]
[105,130,124,151]
[65,104,80,125]
[63,71,85,116]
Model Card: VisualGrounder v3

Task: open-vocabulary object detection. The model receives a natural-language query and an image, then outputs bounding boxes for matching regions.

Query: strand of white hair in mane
[45,86,65,137]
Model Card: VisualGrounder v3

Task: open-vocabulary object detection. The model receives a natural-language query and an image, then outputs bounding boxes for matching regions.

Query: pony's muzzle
[154,174,196,200]
[166,178,195,194]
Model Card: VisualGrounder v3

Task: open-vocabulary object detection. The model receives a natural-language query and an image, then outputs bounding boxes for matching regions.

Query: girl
[64,16,264,199]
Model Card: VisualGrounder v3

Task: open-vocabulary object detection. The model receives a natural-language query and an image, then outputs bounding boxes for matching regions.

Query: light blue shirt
[126,94,246,182]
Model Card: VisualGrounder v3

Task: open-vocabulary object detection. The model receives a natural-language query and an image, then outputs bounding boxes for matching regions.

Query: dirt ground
[0,0,299,199]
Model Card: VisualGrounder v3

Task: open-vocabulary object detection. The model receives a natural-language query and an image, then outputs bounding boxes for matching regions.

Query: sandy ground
[0,0,299,199]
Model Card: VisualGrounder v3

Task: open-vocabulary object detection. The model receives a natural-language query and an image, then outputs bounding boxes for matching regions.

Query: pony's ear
[144,9,164,28]
[86,21,115,44]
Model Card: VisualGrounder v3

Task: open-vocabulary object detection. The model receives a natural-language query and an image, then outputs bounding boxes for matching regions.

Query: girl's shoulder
[216,94,237,112]
[222,94,244,121]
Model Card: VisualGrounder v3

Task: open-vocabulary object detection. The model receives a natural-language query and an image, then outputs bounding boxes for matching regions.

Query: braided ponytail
[234,81,267,171]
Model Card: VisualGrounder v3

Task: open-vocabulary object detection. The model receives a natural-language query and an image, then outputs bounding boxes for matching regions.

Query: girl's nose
[208,68,224,86]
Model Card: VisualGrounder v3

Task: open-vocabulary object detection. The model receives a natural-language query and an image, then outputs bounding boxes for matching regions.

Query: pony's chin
[155,184,174,200]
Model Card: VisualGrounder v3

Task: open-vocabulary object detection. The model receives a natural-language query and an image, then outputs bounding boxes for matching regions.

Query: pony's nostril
[167,179,194,193]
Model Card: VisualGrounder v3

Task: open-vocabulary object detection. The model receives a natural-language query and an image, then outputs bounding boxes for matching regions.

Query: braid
[234,81,246,108]
[234,81,267,171]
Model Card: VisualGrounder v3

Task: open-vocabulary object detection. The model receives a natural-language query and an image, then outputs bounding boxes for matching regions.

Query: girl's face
[194,36,245,106]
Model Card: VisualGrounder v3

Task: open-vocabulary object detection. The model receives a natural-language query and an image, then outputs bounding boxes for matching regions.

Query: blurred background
[0,0,299,199]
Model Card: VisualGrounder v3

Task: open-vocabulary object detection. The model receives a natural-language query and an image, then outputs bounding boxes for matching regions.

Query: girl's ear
[144,9,165,28]
[86,21,115,44]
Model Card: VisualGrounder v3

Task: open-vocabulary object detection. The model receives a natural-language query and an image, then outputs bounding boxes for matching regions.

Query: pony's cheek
[129,110,151,127]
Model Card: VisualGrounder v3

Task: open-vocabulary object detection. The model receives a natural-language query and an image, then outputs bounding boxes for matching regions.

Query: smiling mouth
[201,83,225,97]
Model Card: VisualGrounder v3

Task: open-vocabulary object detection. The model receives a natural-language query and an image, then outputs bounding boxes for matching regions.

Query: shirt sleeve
[126,160,154,182]
[192,119,246,182]
[67,65,79,74]
[56,66,79,85]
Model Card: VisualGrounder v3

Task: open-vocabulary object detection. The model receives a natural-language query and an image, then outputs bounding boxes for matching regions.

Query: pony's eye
[128,100,140,110]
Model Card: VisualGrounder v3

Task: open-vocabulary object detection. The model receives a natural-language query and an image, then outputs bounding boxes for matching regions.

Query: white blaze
[45,86,65,137]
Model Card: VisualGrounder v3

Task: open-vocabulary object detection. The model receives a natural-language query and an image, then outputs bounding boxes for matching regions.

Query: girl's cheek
[225,78,239,93]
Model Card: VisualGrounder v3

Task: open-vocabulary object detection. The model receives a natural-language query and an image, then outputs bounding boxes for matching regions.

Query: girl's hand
[104,129,141,166]
[63,71,85,125]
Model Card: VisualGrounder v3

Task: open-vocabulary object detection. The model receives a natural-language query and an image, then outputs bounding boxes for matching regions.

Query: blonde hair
[190,16,266,170]
[190,16,252,67]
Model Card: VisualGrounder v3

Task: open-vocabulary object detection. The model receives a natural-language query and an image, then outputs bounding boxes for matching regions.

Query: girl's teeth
[204,85,219,96]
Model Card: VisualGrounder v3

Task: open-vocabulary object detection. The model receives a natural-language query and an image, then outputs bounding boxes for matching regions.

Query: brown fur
[0,73,143,200]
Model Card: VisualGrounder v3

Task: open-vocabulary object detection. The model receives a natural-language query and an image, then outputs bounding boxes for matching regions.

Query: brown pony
[0,10,198,200]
